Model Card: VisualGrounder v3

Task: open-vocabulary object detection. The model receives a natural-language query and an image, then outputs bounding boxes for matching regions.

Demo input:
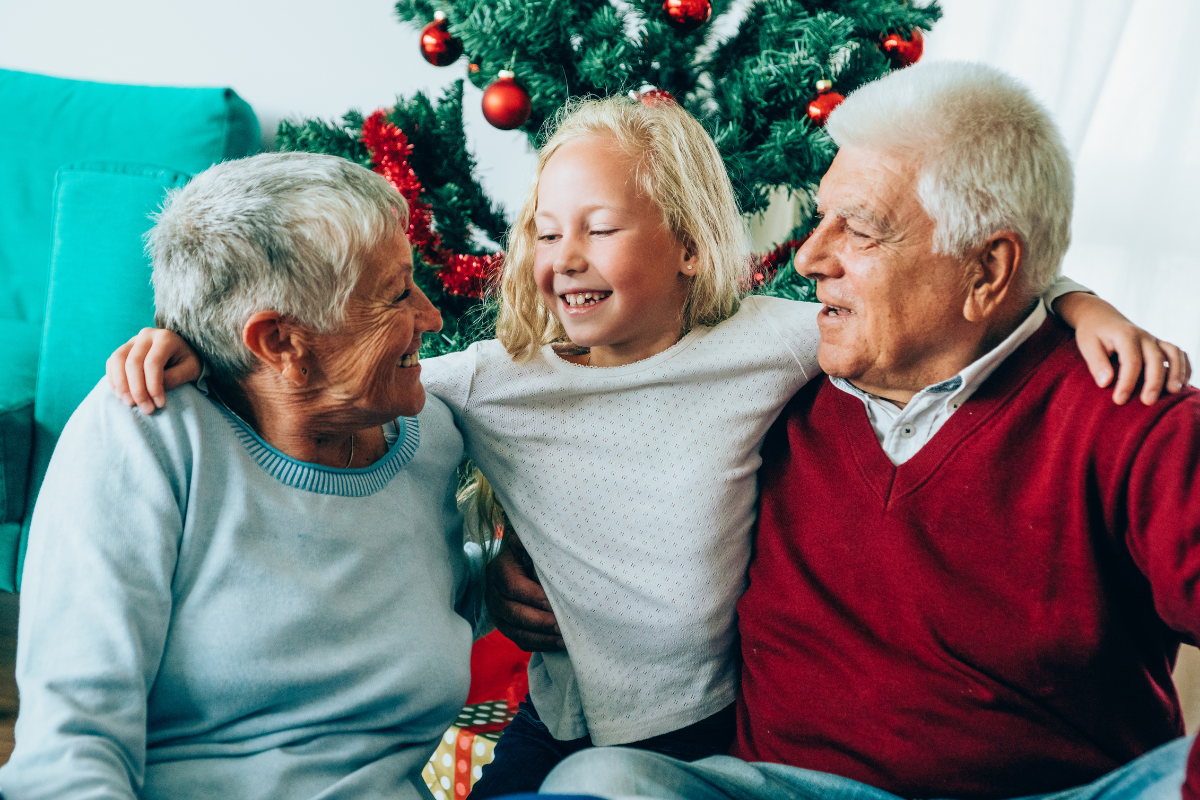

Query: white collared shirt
[831,300,1047,465]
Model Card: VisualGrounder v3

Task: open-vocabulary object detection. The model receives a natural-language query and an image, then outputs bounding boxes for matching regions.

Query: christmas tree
[277,0,940,355]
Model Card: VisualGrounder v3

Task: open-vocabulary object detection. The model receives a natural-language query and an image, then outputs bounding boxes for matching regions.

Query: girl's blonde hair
[496,95,750,361]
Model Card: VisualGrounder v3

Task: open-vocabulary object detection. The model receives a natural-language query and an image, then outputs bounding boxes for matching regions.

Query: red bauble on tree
[482,70,532,130]
[634,86,675,106]
[662,0,711,32]
[881,27,924,68]
[419,11,463,67]
[807,79,844,127]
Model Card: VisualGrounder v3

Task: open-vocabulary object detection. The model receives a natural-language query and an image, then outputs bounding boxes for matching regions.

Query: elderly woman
[0,152,483,800]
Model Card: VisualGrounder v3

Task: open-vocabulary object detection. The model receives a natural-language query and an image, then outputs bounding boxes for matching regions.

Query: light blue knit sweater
[0,382,483,800]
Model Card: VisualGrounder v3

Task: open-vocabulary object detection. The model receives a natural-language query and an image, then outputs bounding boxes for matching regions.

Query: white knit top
[422,295,821,744]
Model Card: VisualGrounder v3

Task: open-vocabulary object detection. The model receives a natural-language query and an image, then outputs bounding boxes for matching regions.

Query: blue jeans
[469,696,736,799]
[538,735,1193,800]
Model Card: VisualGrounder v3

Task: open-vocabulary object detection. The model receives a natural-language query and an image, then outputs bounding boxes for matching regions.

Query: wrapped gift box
[423,630,531,799]
[423,701,512,800]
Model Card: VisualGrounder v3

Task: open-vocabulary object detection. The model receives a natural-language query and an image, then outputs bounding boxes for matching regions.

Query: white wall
[3,0,1196,365]
[0,0,539,217]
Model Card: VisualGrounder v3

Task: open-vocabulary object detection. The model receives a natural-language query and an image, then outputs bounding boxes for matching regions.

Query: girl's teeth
[399,353,420,368]
[565,292,610,307]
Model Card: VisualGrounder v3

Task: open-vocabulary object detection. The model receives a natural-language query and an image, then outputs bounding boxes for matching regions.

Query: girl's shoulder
[719,295,821,339]
[423,339,530,380]
[706,295,822,376]
[421,339,549,413]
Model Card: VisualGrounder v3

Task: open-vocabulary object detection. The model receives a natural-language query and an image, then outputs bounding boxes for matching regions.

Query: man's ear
[242,311,313,386]
[963,231,1023,323]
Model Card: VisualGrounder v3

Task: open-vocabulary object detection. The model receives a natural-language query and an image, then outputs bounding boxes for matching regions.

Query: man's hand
[1055,292,1192,405]
[485,532,565,652]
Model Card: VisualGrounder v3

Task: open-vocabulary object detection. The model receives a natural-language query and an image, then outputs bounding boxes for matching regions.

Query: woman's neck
[213,376,388,469]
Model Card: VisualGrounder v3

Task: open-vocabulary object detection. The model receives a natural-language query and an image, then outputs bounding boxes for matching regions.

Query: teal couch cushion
[3,162,192,592]
[0,319,40,527]
[0,69,259,325]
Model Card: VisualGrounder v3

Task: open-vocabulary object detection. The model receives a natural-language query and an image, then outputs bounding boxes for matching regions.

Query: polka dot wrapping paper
[423,630,530,798]
[422,701,513,799]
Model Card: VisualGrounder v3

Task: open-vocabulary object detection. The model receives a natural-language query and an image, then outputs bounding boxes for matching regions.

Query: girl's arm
[106,328,201,415]
[1051,291,1192,405]
[485,531,564,652]
[107,299,1193,413]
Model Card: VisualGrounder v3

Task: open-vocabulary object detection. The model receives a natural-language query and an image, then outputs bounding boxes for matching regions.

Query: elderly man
[534,62,1200,800]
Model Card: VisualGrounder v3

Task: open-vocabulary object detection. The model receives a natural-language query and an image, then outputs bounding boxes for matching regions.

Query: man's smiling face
[795,146,975,400]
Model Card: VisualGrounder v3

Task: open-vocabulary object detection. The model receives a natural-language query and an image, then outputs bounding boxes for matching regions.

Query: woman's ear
[242,312,313,386]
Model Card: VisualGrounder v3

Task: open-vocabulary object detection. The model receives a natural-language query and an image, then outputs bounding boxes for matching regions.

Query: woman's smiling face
[533,136,696,368]
[309,230,442,420]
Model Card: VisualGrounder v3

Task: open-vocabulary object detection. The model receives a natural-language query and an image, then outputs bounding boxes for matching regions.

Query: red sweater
[734,318,1200,799]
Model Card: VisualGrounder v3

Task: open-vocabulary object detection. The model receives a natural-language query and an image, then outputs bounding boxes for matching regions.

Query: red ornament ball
[482,71,533,130]
[420,12,463,67]
[881,27,924,68]
[807,80,844,127]
[637,87,675,106]
[662,0,711,32]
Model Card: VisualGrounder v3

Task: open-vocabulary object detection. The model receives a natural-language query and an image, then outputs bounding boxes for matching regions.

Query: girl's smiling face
[533,136,696,368]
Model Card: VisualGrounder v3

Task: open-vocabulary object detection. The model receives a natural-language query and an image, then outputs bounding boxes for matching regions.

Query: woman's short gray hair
[826,61,1073,298]
[150,151,408,383]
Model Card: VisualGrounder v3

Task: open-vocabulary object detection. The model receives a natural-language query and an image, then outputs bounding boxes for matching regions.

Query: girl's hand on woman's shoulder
[106,328,202,415]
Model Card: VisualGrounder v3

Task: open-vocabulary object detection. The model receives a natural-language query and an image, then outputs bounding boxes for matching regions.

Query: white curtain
[750,0,1200,375]
[924,0,1200,380]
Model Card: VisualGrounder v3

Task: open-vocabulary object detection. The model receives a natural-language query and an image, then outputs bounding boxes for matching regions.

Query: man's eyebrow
[815,200,895,239]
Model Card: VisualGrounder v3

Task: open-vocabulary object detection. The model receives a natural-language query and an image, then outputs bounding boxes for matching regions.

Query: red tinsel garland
[440,251,505,298]
[749,235,809,289]
[360,109,500,299]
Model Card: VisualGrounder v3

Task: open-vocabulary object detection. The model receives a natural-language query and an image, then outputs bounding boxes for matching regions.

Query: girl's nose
[552,231,588,275]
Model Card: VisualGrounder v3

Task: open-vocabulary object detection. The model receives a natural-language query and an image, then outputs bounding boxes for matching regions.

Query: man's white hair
[150,152,408,383]
[826,61,1073,298]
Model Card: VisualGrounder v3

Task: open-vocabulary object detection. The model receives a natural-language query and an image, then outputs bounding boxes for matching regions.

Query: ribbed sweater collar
[210,399,421,497]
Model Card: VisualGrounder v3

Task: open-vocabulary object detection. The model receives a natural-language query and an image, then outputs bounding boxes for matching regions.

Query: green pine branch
[276,113,372,169]
[395,0,937,218]
[387,81,509,251]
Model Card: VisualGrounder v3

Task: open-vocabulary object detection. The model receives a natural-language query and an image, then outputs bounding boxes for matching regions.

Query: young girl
[108,97,1187,796]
